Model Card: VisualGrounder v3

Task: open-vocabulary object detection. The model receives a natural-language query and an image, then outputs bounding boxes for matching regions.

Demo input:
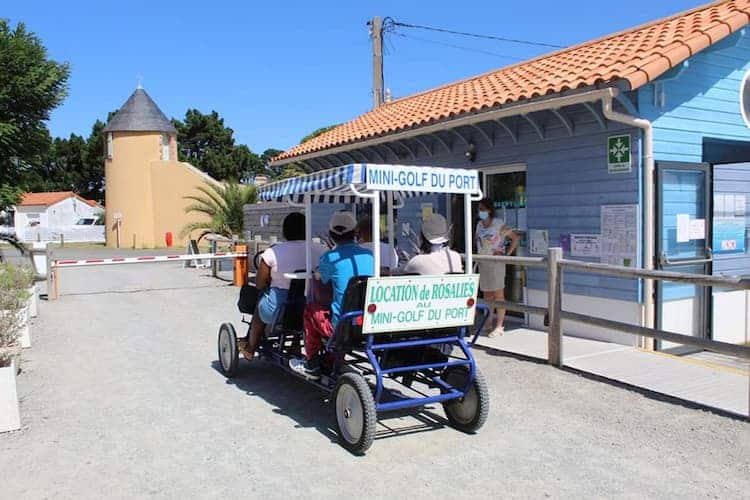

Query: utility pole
[370,16,384,109]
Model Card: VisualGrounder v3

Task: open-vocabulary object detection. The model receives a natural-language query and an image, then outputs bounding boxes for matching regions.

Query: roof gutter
[272,88,617,166]
[602,90,655,346]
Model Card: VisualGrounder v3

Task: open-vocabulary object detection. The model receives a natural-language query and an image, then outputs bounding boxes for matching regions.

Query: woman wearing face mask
[475,198,519,337]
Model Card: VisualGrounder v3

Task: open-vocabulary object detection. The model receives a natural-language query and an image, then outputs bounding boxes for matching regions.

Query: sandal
[237,340,254,361]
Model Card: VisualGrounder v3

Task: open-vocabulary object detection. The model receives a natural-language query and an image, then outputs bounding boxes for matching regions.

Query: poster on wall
[600,204,638,267]
[528,229,549,255]
[713,194,746,253]
[570,234,601,258]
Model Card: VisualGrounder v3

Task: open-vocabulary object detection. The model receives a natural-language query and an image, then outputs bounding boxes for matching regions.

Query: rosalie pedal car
[218,163,490,453]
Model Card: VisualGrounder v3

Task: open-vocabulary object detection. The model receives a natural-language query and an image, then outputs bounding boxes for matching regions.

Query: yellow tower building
[103,87,215,248]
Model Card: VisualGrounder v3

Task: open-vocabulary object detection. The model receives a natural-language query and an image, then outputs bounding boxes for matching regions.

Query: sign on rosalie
[362,274,480,334]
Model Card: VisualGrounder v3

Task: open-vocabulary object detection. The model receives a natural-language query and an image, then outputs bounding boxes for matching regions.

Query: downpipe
[602,90,655,348]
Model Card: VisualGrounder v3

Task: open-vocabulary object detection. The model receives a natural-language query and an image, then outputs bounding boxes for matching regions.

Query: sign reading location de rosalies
[607,134,632,174]
[362,274,480,334]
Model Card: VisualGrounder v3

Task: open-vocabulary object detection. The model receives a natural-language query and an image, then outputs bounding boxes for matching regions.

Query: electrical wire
[390,32,525,61]
[388,20,564,49]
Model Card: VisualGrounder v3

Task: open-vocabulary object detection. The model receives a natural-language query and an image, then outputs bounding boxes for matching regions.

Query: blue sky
[7,0,708,153]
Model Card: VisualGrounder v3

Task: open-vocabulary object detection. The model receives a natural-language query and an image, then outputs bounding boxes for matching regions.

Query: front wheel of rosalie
[217,323,239,378]
[332,373,376,454]
[442,365,489,433]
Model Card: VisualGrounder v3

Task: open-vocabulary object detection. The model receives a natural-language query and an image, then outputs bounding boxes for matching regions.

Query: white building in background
[13,191,104,242]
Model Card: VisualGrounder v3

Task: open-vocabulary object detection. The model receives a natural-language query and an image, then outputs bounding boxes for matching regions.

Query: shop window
[106,133,113,159]
[161,133,171,160]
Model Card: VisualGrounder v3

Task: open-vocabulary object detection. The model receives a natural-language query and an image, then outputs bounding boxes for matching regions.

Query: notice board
[600,205,638,267]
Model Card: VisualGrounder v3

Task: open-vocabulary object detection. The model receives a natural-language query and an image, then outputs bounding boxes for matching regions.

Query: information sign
[362,274,480,334]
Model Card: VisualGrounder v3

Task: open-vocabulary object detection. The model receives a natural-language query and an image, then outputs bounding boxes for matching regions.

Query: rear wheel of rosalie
[217,323,239,378]
[332,373,377,454]
[442,366,489,433]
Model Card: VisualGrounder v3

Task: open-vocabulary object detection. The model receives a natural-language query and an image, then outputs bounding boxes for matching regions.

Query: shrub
[0,263,33,366]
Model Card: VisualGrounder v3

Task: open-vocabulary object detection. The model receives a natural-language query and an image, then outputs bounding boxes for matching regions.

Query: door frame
[654,160,713,352]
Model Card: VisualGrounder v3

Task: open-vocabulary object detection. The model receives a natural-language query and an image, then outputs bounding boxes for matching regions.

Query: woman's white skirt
[478,261,506,292]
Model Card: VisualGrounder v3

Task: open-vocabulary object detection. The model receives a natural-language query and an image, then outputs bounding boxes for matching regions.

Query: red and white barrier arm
[53,252,247,268]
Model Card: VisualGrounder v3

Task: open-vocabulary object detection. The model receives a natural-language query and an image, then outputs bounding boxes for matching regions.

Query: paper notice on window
[734,195,746,217]
[528,229,549,255]
[676,213,690,243]
[688,219,705,240]
[570,234,601,257]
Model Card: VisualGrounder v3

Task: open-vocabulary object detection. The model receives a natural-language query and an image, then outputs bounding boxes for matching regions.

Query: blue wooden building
[271,1,750,349]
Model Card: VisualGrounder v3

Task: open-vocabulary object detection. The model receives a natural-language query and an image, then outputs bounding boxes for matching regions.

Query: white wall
[13,197,103,242]
[527,289,642,346]
[712,290,750,345]
[14,197,101,233]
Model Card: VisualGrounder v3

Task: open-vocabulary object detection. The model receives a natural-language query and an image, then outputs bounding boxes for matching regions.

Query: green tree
[181,182,257,241]
[0,184,22,210]
[276,163,307,180]
[299,124,338,144]
[0,20,70,186]
[260,148,283,166]
[172,109,264,181]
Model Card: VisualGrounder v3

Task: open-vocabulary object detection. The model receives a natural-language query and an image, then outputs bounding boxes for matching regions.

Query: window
[106,133,113,159]
[161,133,171,160]
[741,70,750,128]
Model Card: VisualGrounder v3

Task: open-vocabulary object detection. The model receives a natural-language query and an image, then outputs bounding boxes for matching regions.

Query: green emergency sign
[608,134,632,174]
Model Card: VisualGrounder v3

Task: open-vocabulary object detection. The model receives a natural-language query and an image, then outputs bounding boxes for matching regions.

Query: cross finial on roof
[136,74,143,89]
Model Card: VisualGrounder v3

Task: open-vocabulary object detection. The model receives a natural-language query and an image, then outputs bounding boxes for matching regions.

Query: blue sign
[713,218,745,253]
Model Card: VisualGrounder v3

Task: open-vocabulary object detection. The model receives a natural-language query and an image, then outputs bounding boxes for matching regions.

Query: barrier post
[233,244,248,287]
[547,247,563,367]
[210,240,218,278]
[52,260,59,301]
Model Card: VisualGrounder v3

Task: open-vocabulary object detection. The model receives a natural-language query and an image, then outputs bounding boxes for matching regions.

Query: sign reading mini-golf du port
[366,164,480,195]
[362,274,480,334]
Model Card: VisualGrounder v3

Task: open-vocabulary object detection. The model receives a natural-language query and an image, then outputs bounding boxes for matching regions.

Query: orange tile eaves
[274,0,750,163]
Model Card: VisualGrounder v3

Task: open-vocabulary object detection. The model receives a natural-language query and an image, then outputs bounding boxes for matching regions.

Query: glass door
[655,162,712,354]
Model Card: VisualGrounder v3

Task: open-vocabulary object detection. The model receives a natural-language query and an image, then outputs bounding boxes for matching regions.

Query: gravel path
[1,254,748,499]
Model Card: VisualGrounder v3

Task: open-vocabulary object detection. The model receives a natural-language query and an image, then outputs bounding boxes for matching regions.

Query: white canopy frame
[256,163,483,287]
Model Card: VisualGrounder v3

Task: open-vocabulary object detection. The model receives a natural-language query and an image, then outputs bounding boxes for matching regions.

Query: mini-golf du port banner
[365,165,480,194]
[362,274,480,334]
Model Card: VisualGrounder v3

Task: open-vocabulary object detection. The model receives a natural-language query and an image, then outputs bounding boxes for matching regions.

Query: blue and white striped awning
[258,163,480,203]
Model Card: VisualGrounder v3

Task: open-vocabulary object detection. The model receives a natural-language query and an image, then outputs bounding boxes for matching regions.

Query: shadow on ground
[210,359,454,452]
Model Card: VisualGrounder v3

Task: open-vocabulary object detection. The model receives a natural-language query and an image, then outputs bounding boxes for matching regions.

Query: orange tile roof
[19,191,76,207]
[275,0,750,163]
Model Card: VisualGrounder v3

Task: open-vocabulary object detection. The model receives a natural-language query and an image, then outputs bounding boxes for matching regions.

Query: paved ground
[477,326,750,416]
[1,250,749,499]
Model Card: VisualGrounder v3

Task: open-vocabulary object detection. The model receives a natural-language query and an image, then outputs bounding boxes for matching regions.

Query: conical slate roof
[103,88,177,133]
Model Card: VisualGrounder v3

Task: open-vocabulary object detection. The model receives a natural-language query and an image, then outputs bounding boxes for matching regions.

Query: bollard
[60,234,64,248]
[233,244,248,287]
[210,240,218,278]
[547,247,563,367]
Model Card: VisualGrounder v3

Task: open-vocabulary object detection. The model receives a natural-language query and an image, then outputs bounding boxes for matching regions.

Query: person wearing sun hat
[291,210,374,379]
[404,213,463,275]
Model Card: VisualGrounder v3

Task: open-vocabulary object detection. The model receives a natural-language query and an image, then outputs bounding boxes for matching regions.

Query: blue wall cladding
[640,31,750,162]
[388,107,641,302]
[713,162,750,277]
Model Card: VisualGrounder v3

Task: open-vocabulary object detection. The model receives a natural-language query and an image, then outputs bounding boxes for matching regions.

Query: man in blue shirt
[290,211,374,379]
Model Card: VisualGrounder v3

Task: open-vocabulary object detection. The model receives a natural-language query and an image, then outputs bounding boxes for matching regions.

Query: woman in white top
[404,213,463,275]
[475,198,519,337]
[239,212,326,359]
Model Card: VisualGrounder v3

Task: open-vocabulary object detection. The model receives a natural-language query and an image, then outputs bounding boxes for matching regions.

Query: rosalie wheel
[442,366,489,433]
[332,372,377,454]
[217,322,240,378]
